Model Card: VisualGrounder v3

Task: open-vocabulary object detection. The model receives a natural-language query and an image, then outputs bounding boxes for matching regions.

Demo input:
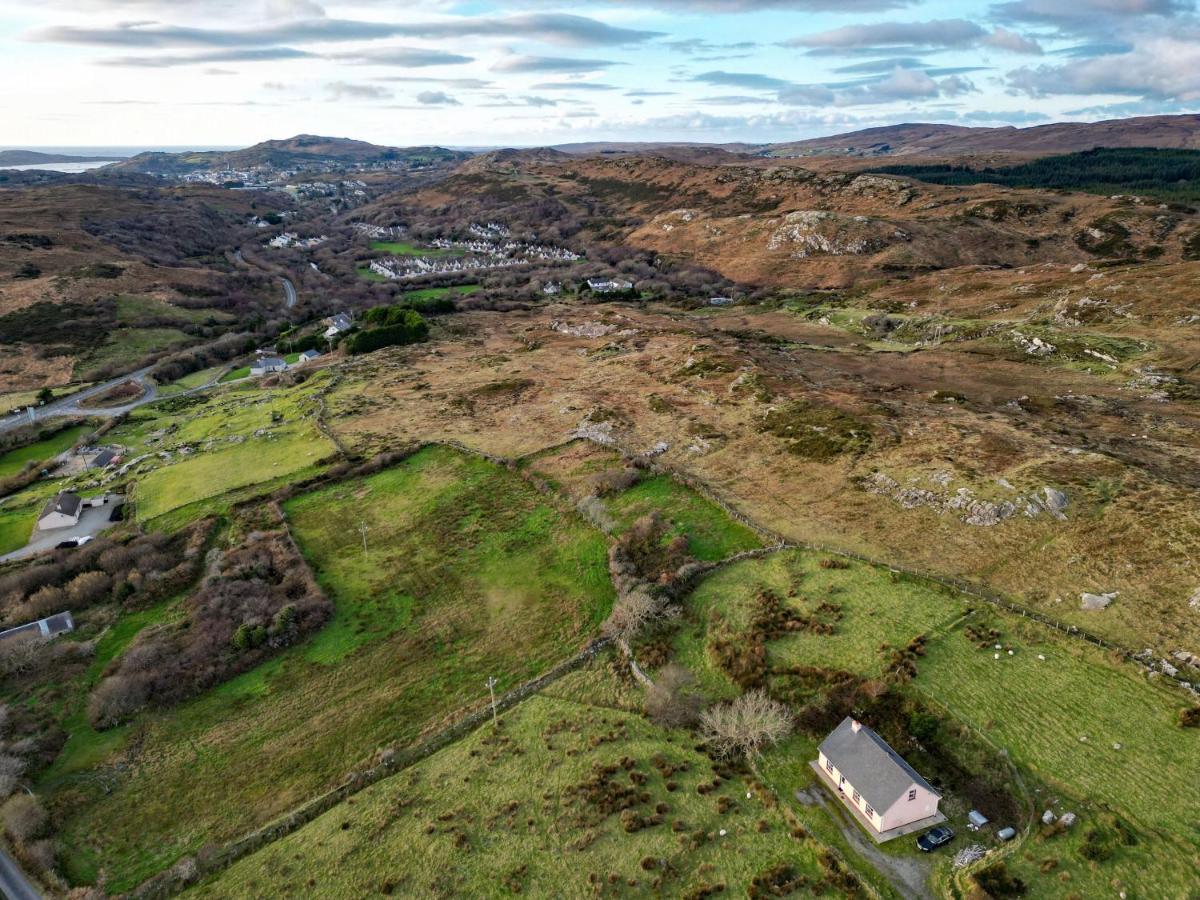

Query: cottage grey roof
[256,357,286,368]
[328,313,353,330]
[92,449,116,468]
[41,491,81,520]
[299,349,321,360]
[819,717,940,811]
[43,612,75,636]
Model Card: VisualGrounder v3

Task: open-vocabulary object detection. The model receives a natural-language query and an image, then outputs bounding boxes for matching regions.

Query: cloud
[990,0,1191,35]
[833,56,927,73]
[30,13,660,51]
[1006,34,1200,98]
[415,90,460,105]
[203,67,236,75]
[375,76,494,89]
[530,81,620,90]
[664,38,757,54]
[778,66,976,105]
[692,70,793,89]
[955,108,1052,122]
[330,47,473,67]
[492,55,619,73]
[699,94,775,104]
[586,0,915,10]
[625,89,677,96]
[98,47,315,67]
[326,81,391,100]
[982,26,1044,54]
[264,0,325,18]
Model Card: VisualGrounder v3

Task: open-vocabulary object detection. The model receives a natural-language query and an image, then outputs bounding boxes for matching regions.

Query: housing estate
[815,717,943,841]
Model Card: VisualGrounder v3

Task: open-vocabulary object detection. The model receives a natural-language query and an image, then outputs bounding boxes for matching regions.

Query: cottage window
[908,789,917,801]
[826,760,834,774]
[865,804,875,817]
[852,790,860,803]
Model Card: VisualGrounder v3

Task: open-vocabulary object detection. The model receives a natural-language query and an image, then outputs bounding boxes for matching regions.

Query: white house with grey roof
[38,492,82,531]
[814,717,943,841]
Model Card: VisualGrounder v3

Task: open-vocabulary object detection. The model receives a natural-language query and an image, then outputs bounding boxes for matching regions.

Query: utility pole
[486,676,499,728]
[358,520,369,554]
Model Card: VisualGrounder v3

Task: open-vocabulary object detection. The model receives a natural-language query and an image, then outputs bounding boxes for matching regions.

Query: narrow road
[280,276,297,309]
[0,846,41,900]
[0,368,156,436]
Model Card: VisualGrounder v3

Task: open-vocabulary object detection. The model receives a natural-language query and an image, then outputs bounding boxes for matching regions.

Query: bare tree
[601,589,674,644]
[1,794,47,843]
[645,663,705,728]
[700,689,792,766]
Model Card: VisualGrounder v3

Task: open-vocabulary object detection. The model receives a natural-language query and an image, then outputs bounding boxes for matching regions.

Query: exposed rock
[552,320,617,339]
[1059,812,1076,828]
[1161,660,1179,677]
[1041,487,1069,519]
[766,210,899,257]
[1011,330,1056,356]
[1189,588,1200,609]
[1080,591,1118,611]
[1041,810,1056,825]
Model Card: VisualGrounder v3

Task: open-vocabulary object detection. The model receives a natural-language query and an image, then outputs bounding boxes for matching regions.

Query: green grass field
[186,695,842,899]
[115,295,231,326]
[606,474,763,562]
[671,550,964,698]
[0,506,37,555]
[48,445,615,891]
[356,264,389,282]
[400,283,481,301]
[0,424,90,478]
[671,551,1200,896]
[914,616,1200,898]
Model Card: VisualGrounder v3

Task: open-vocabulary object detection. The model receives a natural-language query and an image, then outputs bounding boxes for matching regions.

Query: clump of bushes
[87,529,331,728]
[973,861,1026,897]
[757,400,872,460]
[346,307,428,354]
[1178,706,1200,728]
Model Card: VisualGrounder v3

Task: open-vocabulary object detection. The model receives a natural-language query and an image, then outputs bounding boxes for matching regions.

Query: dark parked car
[55,539,79,550]
[108,502,125,522]
[917,826,955,852]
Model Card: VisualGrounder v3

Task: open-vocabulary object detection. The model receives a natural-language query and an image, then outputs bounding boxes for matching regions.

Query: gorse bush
[346,308,429,354]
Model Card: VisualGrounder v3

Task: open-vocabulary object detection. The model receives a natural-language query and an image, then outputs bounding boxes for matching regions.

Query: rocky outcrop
[766,210,906,258]
[863,471,1069,526]
[1080,591,1118,610]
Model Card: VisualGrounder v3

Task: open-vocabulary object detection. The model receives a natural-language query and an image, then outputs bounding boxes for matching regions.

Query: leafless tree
[700,689,792,766]
[602,589,674,644]
[1,793,47,843]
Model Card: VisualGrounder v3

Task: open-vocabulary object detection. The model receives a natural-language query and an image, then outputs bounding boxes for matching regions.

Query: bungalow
[586,277,633,294]
[250,357,288,376]
[815,717,943,841]
[89,448,119,469]
[38,492,82,531]
[298,349,322,363]
[323,312,354,339]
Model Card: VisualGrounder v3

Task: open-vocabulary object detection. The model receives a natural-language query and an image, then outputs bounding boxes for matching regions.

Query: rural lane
[0,845,41,900]
[280,276,297,309]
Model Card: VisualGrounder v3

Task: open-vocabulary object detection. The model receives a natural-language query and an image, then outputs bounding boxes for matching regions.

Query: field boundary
[563,434,1198,696]
[127,638,611,899]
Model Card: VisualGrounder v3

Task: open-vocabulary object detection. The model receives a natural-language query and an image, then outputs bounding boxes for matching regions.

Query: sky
[2,0,1199,148]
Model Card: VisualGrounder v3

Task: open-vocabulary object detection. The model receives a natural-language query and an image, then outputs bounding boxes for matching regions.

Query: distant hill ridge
[0,150,123,167]
[106,134,470,175]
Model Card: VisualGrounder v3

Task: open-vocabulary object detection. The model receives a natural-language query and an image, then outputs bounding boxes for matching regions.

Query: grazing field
[135,429,331,521]
[672,550,964,697]
[0,424,90,478]
[914,616,1200,898]
[185,695,849,900]
[115,295,230,326]
[0,505,37,555]
[606,474,763,562]
[400,283,481,301]
[356,263,388,282]
[48,445,614,891]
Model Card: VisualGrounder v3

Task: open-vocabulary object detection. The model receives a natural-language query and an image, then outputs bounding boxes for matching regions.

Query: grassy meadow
[47,444,614,891]
[0,424,90,478]
[606,474,763,562]
[185,695,847,900]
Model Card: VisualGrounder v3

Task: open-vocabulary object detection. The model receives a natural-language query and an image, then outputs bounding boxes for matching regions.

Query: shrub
[700,690,792,763]
[347,309,428,354]
[645,664,705,728]
[1,794,47,843]
[1178,706,1200,728]
[974,861,1027,897]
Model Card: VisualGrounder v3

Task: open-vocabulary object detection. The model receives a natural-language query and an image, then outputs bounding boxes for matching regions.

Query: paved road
[0,495,125,564]
[281,276,297,309]
[0,845,41,900]
[0,369,157,437]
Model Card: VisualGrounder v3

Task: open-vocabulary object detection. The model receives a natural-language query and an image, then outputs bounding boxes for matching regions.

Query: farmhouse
[38,492,82,531]
[251,357,288,376]
[814,717,944,842]
[298,349,322,363]
[324,313,354,338]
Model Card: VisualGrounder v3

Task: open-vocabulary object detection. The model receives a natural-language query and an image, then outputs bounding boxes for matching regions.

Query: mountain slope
[768,114,1200,157]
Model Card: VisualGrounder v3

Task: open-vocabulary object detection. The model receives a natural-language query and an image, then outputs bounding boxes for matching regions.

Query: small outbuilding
[298,349,321,363]
[814,717,945,842]
[38,492,82,531]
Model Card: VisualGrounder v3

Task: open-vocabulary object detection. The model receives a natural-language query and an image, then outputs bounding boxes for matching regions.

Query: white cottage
[38,492,82,531]
[816,717,942,839]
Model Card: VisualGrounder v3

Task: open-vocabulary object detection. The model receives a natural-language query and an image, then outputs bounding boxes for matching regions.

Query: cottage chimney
[850,719,862,734]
